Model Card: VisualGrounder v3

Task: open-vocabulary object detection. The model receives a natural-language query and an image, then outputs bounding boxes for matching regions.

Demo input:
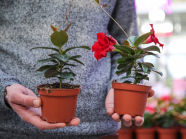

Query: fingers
[148,89,154,98]
[123,114,132,127]
[9,91,41,108]
[66,117,80,126]
[112,113,121,122]
[14,105,66,130]
[134,116,144,126]
[27,115,66,130]
[105,88,114,116]
[6,85,41,108]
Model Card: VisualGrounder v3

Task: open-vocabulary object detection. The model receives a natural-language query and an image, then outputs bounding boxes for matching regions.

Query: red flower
[146,106,156,114]
[160,108,166,112]
[144,24,164,48]
[160,95,172,101]
[92,32,117,61]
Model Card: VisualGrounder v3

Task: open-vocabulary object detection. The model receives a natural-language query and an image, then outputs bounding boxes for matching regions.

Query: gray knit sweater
[0,0,138,138]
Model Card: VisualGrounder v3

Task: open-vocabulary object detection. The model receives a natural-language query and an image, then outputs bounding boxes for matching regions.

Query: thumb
[105,88,114,116]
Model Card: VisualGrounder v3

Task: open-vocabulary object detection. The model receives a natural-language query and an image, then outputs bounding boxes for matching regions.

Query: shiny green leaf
[51,30,68,48]
[134,32,152,48]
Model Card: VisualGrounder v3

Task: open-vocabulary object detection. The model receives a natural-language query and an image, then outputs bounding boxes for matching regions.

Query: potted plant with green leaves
[173,98,186,139]
[92,0,163,117]
[155,96,178,139]
[135,104,156,139]
[30,24,91,123]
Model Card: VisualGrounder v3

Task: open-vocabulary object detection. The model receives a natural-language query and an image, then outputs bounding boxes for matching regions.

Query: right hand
[5,84,80,130]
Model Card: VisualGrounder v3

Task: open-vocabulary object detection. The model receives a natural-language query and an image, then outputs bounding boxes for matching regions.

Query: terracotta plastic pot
[37,85,80,123]
[117,128,133,139]
[99,133,119,139]
[180,128,186,139]
[112,82,151,117]
[135,127,155,139]
[157,128,178,139]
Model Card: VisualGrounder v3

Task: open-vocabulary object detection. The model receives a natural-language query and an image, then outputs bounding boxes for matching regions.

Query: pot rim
[37,84,81,96]
[37,84,81,91]
[112,82,152,93]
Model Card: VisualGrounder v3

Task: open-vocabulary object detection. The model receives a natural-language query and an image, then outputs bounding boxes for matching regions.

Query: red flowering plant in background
[141,98,157,128]
[173,98,186,127]
[92,0,164,84]
[154,96,177,128]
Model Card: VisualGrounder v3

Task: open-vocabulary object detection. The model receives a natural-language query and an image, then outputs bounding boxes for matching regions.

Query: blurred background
[135,0,186,98]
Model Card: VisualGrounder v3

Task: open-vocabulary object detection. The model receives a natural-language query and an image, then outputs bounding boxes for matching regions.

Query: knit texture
[0,0,138,138]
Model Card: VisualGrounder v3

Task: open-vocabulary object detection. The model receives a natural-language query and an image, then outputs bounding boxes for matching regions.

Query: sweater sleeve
[0,69,21,108]
[107,0,139,90]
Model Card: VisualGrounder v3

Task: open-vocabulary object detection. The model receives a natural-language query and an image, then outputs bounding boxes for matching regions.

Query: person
[0,0,154,138]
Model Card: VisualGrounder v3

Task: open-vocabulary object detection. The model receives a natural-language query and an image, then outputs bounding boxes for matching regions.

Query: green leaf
[149,67,163,76]
[64,46,91,54]
[116,57,127,64]
[117,62,131,70]
[95,0,99,4]
[37,65,57,72]
[123,80,132,83]
[60,72,74,79]
[30,47,59,52]
[115,45,135,55]
[146,52,160,58]
[127,67,132,76]
[142,62,154,67]
[71,59,85,66]
[126,54,145,60]
[64,63,76,67]
[64,22,73,32]
[141,64,149,73]
[120,76,135,79]
[142,45,161,53]
[127,36,138,46]
[51,30,68,48]
[135,48,144,54]
[62,68,76,76]
[69,55,81,60]
[34,58,55,66]
[44,68,59,78]
[116,63,134,76]
[134,32,152,48]
[52,54,71,62]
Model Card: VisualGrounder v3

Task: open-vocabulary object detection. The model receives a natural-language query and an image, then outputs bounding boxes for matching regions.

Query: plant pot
[180,128,186,139]
[112,82,151,117]
[157,127,178,139]
[37,85,80,123]
[99,133,119,139]
[117,128,133,139]
[135,127,155,139]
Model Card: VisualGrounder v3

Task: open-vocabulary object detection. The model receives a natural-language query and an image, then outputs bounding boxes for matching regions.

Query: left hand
[105,88,154,127]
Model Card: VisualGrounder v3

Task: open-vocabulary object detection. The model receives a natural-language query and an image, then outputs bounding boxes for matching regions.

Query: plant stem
[133,62,137,84]
[60,78,62,89]
[94,0,134,46]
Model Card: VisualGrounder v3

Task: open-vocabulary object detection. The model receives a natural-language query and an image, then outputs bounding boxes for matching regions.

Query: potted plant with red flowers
[155,96,178,139]
[135,99,157,139]
[92,0,163,117]
[30,24,90,123]
[173,98,186,139]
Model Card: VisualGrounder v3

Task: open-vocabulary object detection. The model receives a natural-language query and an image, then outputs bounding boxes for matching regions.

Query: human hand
[5,84,80,130]
[105,88,154,127]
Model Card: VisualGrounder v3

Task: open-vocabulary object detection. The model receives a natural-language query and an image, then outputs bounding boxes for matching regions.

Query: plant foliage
[114,32,163,84]
[30,24,91,88]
